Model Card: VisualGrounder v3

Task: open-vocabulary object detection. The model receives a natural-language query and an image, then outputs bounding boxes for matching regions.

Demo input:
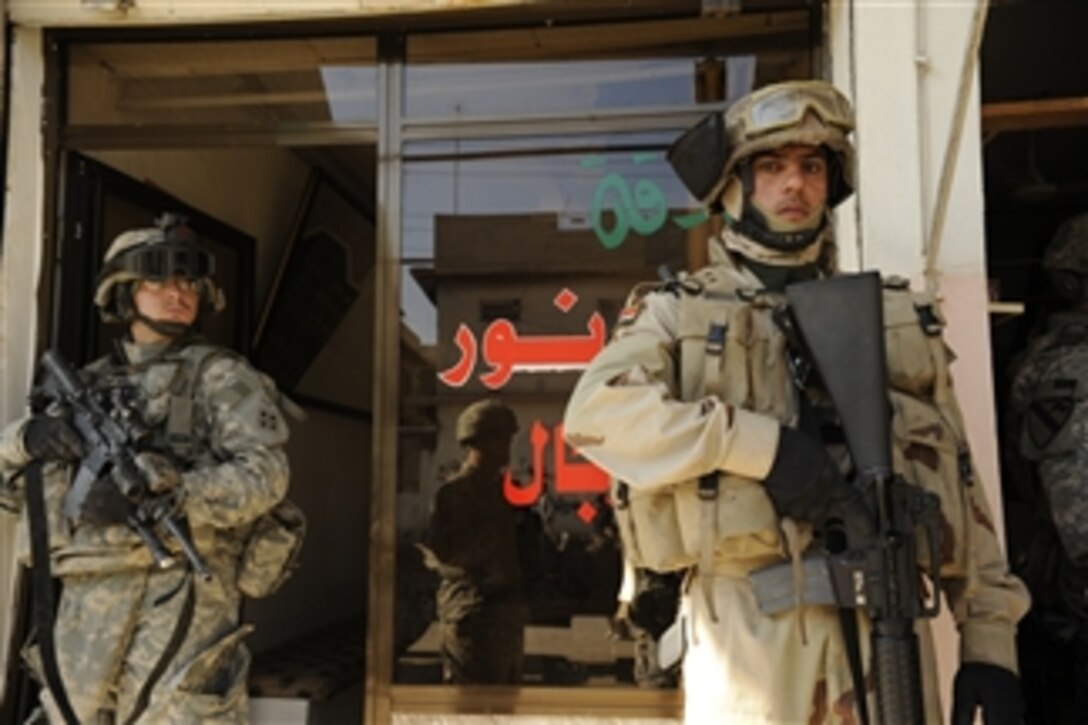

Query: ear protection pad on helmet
[667,112,732,204]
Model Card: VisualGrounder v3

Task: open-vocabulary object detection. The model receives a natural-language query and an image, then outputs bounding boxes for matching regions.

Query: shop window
[394,131,701,689]
[480,298,522,323]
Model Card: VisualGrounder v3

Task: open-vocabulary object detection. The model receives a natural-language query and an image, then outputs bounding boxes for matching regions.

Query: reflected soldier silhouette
[420,400,530,684]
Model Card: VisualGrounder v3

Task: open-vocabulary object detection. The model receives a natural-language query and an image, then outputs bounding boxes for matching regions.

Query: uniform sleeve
[1028,352,1088,565]
[563,289,780,490]
[422,485,455,563]
[941,390,1031,674]
[0,415,32,513]
[180,356,290,529]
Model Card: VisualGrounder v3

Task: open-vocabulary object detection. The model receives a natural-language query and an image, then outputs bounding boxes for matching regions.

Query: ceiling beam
[981,96,1088,133]
[408,10,810,61]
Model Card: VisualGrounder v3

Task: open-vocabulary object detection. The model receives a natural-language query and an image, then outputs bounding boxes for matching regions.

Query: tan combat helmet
[668,80,857,252]
[669,80,856,209]
[1043,213,1088,302]
[94,213,225,327]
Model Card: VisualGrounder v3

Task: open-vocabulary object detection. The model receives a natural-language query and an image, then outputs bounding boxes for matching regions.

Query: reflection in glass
[418,399,534,684]
[406,58,750,118]
[395,139,698,686]
[408,60,689,117]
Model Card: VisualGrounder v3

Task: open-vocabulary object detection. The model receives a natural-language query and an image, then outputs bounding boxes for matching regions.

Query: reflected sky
[405,57,755,118]
[400,137,705,345]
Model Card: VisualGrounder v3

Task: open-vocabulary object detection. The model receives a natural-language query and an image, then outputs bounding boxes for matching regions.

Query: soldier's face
[131,277,199,341]
[748,144,829,232]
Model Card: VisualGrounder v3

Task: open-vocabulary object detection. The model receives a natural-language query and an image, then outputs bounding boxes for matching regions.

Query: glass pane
[406,55,761,118]
[395,134,708,687]
[68,38,378,126]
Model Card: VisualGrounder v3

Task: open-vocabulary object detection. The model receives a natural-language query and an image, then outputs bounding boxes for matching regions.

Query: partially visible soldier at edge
[563,80,1030,723]
[0,215,299,723]
[1005,213,1088,724]
[419,399,531,685]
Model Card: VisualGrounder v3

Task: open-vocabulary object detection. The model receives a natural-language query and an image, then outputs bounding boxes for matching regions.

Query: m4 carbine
[36,349,211,579]
[785,272,943,725]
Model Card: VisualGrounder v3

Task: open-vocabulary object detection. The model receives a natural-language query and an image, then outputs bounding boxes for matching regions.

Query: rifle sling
[838,606,871,725]
[25,462,79,725]
[122,572,195,725]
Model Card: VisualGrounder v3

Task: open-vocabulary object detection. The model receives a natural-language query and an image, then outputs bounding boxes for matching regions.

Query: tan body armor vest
[613,265,980,587]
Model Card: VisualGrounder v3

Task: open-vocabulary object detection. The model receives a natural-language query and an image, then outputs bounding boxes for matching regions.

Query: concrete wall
[0,25,46,707]
[828,0,999,716]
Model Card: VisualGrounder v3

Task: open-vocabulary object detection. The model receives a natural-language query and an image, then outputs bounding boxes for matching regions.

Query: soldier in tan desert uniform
[0,215,297,723]
[564,81,1029,724]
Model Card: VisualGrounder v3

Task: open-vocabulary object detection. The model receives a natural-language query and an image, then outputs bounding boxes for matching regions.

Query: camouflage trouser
[440,604,526,685]
[33,567,251,724]
[632,629,679,688]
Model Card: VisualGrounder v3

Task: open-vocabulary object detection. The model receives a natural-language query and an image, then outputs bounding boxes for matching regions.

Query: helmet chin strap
[732,203,826,253]
[131,310,194,339]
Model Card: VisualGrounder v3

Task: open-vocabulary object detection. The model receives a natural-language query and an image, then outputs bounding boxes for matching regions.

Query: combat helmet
[456,400,519,446]
[94,213,225,333]
[1042,213,1088,302]
[668,80,856,252]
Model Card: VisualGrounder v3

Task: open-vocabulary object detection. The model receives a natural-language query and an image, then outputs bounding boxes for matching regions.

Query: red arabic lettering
[436,324,477,388]
[479,313,606,390]
[503,420,548,507]
[502,421,609,506]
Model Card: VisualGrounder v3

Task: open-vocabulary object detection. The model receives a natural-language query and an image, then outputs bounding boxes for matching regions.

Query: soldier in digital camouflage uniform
[0,216,292,723]
[1006,213,1088,724]
[564,81,1030,724]
[419,400,530,684]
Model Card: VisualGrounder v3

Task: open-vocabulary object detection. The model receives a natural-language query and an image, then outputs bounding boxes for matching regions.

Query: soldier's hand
[951,662,1022,725]
[22,415,84,462]
[77,474,133,526]
[763,427,847,523]
[133,452,182,493]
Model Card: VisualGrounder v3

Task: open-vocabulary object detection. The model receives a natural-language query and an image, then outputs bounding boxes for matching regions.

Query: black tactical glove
[951,662,1022,725]
[77,474,133,527]
[628,570,682,639]
[763,427,850,523]
[22,415,85,462]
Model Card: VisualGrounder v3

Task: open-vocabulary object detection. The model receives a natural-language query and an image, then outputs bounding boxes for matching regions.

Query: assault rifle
[785,273,943,725]
[36,349,211,579]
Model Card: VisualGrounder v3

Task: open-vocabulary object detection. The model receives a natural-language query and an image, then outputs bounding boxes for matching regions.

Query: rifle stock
[786,273,941,725]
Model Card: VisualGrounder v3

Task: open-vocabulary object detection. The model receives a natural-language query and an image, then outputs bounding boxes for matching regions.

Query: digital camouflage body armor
[0,338,296,723]
[1007,310,1088,724]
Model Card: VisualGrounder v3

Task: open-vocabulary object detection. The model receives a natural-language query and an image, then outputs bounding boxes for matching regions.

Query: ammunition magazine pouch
[237,499,306,599]
[612,473,780,573]
[749,556,837,615]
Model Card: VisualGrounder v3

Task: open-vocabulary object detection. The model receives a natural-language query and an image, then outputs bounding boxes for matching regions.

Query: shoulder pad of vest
[685,266,754,297]
[662,274,704,297]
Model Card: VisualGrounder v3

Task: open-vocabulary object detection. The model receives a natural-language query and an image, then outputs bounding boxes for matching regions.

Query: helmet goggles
[739,84,854,139]
[113,241,215,281]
